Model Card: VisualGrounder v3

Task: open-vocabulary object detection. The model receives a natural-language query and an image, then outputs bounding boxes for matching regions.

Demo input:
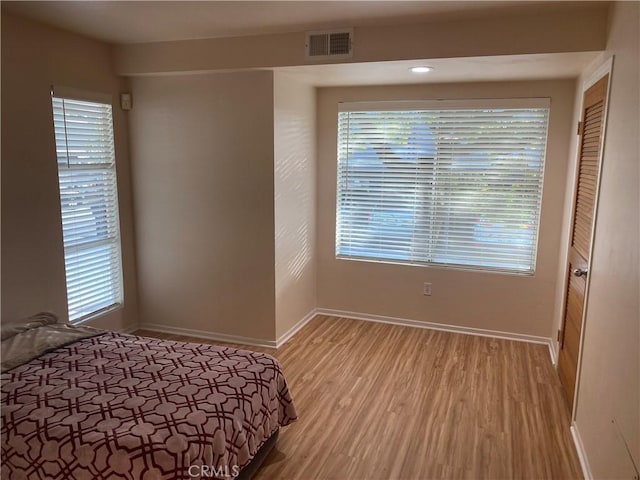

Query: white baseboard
[549,338,559,366]
[138,309,318,350]
[571,423,593,480]
[137,322,278,348]
[138,308,554,362]
[119,323,140,334]
[276,309,318,348]
[315,308,555,362]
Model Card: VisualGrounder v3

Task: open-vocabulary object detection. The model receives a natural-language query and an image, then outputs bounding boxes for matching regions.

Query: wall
[317,80,576,338]
[273,73,317,339]
[129,71,276,341]
[114,5,608,75]
[1,12,139,331]
[573,2,640,477]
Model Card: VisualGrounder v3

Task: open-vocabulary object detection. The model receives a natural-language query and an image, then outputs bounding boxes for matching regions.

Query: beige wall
[273,73,317,339]
[129,71,277,340]
[114,6,608,75]
[317,80,576,338]
[1,13,139,331]
[573,2,640,476]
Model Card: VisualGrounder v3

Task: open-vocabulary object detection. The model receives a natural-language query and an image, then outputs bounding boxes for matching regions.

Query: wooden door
[557,74,609,411]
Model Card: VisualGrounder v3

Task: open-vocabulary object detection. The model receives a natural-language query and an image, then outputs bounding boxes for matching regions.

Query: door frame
[559,56,614,422]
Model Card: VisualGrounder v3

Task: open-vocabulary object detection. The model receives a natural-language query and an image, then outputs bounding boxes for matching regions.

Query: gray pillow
[0,312,58,341]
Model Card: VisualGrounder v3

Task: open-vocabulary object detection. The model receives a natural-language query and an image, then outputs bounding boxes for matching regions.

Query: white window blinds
[336,100,550,274]
[52,93,123,322]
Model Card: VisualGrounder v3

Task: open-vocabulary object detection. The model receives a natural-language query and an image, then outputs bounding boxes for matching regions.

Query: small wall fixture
[120,93,132,111]
[410,66,433,74]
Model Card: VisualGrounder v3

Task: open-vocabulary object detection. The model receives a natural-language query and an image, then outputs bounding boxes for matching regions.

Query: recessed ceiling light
[410,66,433,74]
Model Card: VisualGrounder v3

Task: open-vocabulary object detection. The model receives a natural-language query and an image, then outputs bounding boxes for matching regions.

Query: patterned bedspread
[1,332,297,479]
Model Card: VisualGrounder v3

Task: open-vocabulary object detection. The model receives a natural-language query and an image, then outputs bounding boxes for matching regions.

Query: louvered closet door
[557,74,609,412]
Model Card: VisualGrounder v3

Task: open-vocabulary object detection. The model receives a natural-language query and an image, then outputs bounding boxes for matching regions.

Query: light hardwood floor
[137,315,582,479]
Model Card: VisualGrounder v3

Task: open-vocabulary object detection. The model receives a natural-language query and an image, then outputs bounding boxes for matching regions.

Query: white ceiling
[275,52,600,87]
[2,1,596,45]
[3,1,602,86]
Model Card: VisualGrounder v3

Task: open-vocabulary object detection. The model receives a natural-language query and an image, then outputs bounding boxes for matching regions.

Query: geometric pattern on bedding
[1,332,297,479]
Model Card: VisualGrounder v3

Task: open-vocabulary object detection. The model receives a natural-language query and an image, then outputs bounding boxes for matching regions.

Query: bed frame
[236,430,279,479]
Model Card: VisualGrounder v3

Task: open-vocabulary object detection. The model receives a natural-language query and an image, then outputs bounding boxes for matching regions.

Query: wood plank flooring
[136,315,582,479]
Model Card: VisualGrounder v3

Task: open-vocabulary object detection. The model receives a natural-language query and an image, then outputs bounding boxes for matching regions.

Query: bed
[1,314,297,479]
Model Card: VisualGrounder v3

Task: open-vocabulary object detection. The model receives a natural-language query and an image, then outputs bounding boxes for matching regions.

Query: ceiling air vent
[305,29,353,60]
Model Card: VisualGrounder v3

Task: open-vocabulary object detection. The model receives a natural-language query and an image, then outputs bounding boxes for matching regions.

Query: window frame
[51,86,124,324]
[335,98,551,276]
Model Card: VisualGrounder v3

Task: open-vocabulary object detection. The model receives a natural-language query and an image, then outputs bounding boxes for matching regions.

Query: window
[52,89,123,322]
[336,99,550,274]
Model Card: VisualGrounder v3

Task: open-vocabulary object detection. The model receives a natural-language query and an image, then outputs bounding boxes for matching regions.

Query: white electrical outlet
[120,93,132,111]
[423,282,432,296]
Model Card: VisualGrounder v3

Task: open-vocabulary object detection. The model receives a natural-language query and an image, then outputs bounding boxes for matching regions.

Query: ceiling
[2,1,600,45]
[2,1,603,86]
[274,52,601,87]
